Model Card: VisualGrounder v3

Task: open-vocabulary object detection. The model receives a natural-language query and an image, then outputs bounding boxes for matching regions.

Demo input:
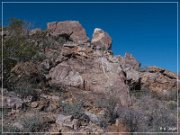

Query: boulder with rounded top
[91,28,112,50]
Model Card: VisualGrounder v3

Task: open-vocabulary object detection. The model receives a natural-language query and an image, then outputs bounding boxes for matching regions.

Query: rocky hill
[0,19,179,134]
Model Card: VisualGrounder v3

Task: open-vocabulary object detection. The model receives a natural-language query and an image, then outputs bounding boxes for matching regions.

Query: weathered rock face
[141,66,178,93]
[91,28,112,50]
[118,53,141,90]
[146,66,177,79]
[48,65,83,88]
[47,21,89,44]
[47,46,131,106]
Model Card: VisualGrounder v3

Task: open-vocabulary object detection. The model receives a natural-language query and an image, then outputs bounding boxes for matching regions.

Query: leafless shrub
[2,125,20,133]
[21,113,49,132]
[61,100,90,124]
[117,93,177,132]
[62,101,83,118]
[94,86,120,128]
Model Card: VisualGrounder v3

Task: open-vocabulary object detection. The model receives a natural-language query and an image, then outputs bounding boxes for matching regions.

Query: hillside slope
[0,19,179,134]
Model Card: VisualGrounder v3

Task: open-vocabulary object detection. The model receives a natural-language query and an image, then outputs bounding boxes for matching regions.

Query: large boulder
[146,66,165,73]
[119,53,141,90]
[121,53,141,70]
[0,90,23,109]
[47,50,131,106]
[47,21,89,44]
[91,28,112,50]
[47,65,83,88]
[56,114,73,126]
[55,114,80,129]
[146,66,177,79]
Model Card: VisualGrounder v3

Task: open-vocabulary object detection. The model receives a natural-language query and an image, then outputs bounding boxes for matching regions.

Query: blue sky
[1,1,179,72]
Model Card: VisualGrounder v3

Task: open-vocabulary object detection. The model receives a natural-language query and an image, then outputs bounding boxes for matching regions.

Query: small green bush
[2,18,44,88]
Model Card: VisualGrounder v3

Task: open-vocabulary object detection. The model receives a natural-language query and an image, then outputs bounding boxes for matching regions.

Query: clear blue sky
[1,0,179,72]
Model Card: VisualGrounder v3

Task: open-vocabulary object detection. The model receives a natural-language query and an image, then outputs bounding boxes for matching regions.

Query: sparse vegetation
[126,90,178,132]
[62,101,84,119]
[21,113,45,132]
[2,19,38,88]
[2,125,20,133]
[94,86,120,128]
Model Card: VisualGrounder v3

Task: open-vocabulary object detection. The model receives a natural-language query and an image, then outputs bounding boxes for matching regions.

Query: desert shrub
[56,36,67,45]
[8,18,27,36]
[61,97,90,123]
[2,125,20,133]
[31,30,67,54]
[117,107,144,132]
[2,58,17,88]
[0,108,11,119]
[167,101,177,110]
[32,52,46,62]
[160,89,178,101]
[2,18,39,88]
[3,18,37,62]
[120,94,177,132]
[117,106,177,132]
[149,107,177,132]
[21,114,46,132]
[94,86,119,128]
[131,87,178,102]
[148,89,178,102]
[13,86,35,97]
[62,101,90,124]
[62,101,84,119]
[130,89,151,99]
[95,96,117,125]
[48,83,66,93]
[3,36,38,62]
[8,77,41,98]
[7,62,45,97]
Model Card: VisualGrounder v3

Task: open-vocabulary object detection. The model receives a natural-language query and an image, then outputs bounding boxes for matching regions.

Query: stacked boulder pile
[1,20,179,134]
[46,20,178,98]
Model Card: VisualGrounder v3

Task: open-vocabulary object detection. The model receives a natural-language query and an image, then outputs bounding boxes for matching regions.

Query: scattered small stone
[72,119,80,130]
[56,114,73,126]
[31,102,38,108]
[13,122,23,130]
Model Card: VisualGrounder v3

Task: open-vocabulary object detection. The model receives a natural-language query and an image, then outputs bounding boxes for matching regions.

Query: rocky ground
[0,19,179,135]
